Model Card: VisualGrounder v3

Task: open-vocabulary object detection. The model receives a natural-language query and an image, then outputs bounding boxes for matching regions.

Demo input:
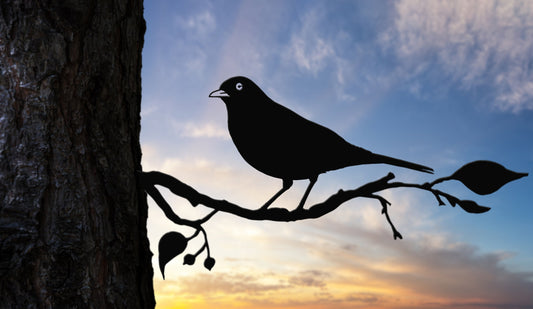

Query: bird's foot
[295,202,306,211]
[259,201,274,210]
[259,179,293,211]
[295,176,318,211]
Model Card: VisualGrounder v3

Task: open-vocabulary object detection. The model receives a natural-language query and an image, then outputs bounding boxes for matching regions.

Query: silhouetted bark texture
[0,1,154,308]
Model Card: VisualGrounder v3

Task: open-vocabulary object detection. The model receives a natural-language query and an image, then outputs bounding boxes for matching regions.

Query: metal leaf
[451,160,527,195]
[204,257,216,271]
[456,200,491,214]
[159,232,188,279]
[183,254,196,266]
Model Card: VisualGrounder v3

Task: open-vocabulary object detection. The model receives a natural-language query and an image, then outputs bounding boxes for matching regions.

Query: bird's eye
[236,82,243,91]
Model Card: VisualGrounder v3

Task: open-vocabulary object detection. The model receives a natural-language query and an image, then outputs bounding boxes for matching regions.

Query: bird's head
[209,76,266,106]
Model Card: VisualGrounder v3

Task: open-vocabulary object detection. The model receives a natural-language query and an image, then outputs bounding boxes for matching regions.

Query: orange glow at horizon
[152,273,501,309]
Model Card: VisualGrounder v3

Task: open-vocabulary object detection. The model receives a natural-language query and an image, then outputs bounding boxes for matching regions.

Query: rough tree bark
[0,1,154,308]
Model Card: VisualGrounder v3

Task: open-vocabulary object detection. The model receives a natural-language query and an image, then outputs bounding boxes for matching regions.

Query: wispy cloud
[153,8,217,79]
[281,5,367,110]
[154,268,382,308]
[285,8,335,75]
[211,1,290,83]
[177,272,288,295]
[175,10,216,39]
[287,269,329,289]
[174,121,230,140]
[381,0,533,112]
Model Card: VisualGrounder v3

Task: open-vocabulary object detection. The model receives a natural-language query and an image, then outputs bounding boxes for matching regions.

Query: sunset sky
[140,1,533,308]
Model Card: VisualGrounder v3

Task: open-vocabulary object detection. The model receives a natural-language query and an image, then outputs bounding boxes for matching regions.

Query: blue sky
[141,1,533,308]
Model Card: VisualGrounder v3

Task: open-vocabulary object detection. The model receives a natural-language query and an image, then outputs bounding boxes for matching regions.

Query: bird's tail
[369,153,434,174]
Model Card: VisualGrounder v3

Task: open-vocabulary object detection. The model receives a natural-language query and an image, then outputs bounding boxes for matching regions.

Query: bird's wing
[266,101,364,174]
[267,101,433,174]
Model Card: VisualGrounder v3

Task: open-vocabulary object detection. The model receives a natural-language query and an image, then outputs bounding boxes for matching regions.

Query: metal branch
[364,194,402,239]
[140,171,399,223]
[139,170,471,239]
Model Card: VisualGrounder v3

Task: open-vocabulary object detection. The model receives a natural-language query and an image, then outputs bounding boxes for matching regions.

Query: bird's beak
[209,89,229,98]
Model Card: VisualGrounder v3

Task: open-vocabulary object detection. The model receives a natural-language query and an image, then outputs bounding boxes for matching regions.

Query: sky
[140,1,533,308]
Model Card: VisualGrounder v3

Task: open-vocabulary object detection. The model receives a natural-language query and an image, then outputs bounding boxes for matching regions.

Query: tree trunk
[0,1,155,308]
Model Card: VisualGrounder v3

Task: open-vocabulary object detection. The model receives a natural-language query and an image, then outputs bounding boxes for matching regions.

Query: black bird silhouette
[210,76,433,210]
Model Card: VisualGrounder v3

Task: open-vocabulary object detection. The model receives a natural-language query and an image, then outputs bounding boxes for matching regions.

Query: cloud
[174,269,332,296]
[288,270,329,288]
[152,198,533,309]
[154,268,384,308]
[381,0,533,112]
[307,220,533,308]
[345,293,380,304]
[176,10,216,39]
[155,230,533,308]
[285,7,335,76]
[210,1,290,83]
[153,9,217,79]
[281,5,366,109]
[173,121,230,140]
[177,272,288,295]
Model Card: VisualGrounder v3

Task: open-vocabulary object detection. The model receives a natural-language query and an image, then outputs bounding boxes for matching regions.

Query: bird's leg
[296,175,318,210]
[260,179,293,210]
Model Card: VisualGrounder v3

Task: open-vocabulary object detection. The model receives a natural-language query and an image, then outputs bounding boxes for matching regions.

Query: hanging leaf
[158,232,188,279]
[204,257,216,271]
[183,254,196,265]
[456,200,491,214]
[450,160,527,195]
